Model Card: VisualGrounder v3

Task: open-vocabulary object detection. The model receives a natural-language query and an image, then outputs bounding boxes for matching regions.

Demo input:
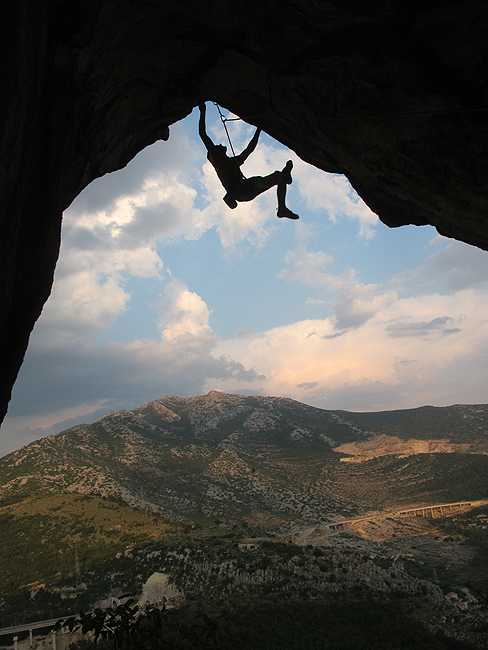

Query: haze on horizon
[1,106,488,458]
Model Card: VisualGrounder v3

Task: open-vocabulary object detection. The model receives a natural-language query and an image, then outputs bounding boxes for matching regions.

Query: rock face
[335,435,481,463]
[1,1,488,422]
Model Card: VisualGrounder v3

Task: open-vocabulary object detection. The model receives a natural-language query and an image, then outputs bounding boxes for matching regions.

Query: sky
[1,105,488,457]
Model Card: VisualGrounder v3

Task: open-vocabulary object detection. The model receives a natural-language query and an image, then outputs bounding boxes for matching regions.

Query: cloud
[280,245,397,329]
[394,240,488,294]
[4,278,264,431]
[209,289,488,412]
[305,298,325,305]
[66,121,200,216]
[385,315,458,338]
[297,381,318,390]
[38,270,130,335]
[332,269,397,329]
[151,279,213,341]
[39,120,297,344]
[427,241,488,290]
[279,245,333,285]
[41,126,207,340]
[393,357,421,385]
[236,329,257,338]
[304,380,404,412]
[63,115,287,271]
[322,331,347,340]
[292,164,378,239]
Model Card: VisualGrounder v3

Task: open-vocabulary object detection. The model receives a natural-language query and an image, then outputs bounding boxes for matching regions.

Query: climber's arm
[198,103,214,151]
[234,127,261,165]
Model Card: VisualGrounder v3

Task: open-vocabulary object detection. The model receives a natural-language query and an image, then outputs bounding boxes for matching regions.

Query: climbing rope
[212,97,488,126]
[264,75,488,121]
[213,102,237,156]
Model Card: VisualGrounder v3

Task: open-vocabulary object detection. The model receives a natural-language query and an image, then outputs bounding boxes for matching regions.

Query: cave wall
[1,0,487,424]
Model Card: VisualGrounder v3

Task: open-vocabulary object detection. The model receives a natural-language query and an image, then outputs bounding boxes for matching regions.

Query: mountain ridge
[1,391,488,524]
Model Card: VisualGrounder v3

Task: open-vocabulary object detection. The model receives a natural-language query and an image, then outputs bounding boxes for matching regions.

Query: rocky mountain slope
[1,392,488,524]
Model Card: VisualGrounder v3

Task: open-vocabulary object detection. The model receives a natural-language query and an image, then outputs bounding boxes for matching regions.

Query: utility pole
[75,548,82,589]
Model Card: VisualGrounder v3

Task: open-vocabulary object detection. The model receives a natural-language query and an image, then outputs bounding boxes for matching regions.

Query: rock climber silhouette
[198,103,299,219]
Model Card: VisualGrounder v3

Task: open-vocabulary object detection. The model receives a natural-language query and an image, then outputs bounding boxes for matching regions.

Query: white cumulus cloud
[209,289,488,411]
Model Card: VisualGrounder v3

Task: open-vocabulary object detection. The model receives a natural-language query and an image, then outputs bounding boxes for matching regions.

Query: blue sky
[1,104,488,457]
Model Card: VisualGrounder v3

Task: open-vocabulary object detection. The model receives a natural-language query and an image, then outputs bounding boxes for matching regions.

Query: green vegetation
[437,505,488,541]
[373,453,488,504]
[58,597,480,650]
[215,598,479,650]
[1,527,486,648]
[0,493,182,598]
[428,505,488,595]
[57,600,222,650]
[368,506,488,600]
[343,404,488,445]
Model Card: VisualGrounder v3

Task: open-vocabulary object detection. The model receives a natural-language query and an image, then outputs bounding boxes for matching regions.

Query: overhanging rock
[1,0,487,423]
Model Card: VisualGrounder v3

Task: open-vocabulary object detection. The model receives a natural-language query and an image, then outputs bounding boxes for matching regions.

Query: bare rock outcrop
[336,435,486,462]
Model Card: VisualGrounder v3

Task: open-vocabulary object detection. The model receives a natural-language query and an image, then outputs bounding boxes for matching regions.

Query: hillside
[0,493,182,598]
[1,392,488,525]
[2,525,487,649]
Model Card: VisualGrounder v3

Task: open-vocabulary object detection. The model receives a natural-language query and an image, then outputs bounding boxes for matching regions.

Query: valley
[1,392,488,648]
[2,503,488,649]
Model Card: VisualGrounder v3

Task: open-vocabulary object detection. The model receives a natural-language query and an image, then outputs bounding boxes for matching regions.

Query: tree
[57,599,223,650]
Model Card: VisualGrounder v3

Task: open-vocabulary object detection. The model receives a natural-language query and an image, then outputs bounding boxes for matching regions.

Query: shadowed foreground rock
[1,0,487,423]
